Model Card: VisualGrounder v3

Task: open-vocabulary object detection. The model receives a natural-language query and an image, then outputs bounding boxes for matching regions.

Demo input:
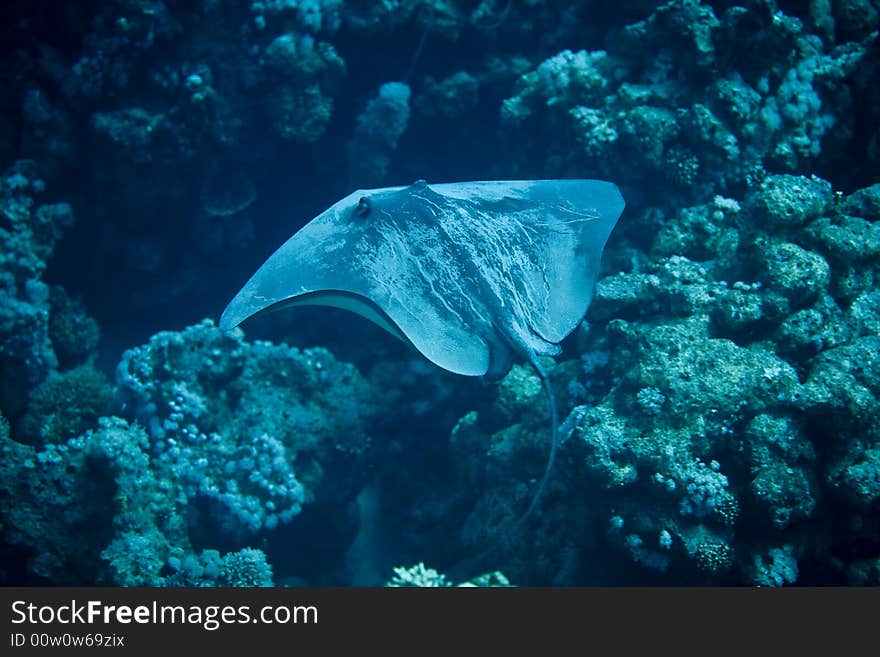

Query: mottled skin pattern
[356,183,565,378]
[220,179,624,518]
[221,180,622,376]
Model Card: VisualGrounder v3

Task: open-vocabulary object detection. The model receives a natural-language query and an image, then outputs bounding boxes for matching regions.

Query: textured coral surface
[1,0,878,586]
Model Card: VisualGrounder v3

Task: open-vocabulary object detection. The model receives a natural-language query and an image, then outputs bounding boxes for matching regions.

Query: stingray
[220,179,624,519]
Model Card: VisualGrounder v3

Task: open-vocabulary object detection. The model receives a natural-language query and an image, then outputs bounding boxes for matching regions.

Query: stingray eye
[356,196,371,218]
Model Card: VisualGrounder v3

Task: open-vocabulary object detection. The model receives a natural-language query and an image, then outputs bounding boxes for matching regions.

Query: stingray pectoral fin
[250,289,494,379]
[221,179,625,379]
[219,287,266,331]
[222,285,491,377]
[370,293,491,376]
[481,179,624,345]
[218,218,337,332]
[272,291,410,344]
[219,190,492,377]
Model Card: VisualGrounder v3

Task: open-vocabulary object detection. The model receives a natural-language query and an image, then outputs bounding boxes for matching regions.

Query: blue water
[1,1,878,586]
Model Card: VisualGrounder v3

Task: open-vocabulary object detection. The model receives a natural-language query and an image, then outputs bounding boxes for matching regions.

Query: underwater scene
[1,0,879,587]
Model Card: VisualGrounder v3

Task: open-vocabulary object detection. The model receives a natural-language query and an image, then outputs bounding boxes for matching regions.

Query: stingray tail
[451,355,558,574]
[520,355,559,523]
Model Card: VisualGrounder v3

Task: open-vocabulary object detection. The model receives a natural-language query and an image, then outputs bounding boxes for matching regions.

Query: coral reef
[447,174,880,585]
[0,162,92,418]
[0,0,877,586]
[386,562,511,587]
[0,320,376,585]
[115,319,374,535]
[347,81,412,186]
[500,1,875,197]
[20,365,112,446]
